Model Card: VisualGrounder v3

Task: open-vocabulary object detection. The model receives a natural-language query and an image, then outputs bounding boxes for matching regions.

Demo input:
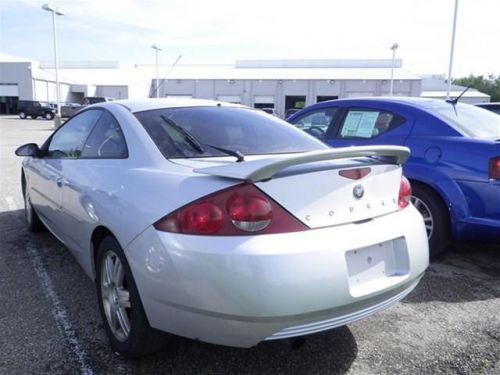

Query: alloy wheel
[100,251,132,342]
[410,195,433,240]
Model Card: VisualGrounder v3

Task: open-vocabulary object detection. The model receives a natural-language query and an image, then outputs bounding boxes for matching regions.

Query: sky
[1,0,499,78]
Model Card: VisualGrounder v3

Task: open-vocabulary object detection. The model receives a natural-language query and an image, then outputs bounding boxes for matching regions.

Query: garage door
[217,95,241,104]
[254,95,275,104]
[0,84,19,96]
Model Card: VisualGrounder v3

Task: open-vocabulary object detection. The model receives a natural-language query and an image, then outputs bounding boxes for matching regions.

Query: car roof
[313,96,462,110]
[100,98,246,113]
[475,102,500,106]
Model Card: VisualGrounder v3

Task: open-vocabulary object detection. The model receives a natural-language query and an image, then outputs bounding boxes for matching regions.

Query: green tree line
[453,75,500,102]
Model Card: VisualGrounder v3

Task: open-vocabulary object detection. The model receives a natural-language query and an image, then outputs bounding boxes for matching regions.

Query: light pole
[151,44,161,98]
[389,43,399,96]
[446,0,459,100]
[42,3,64,127]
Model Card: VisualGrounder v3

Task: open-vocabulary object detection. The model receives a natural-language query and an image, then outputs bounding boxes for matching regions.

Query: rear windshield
[134,106,328,158]
[432,103,500,138]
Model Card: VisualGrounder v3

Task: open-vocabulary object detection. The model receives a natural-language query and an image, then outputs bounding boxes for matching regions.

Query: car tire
[45,112,54,120]
[96,235,168,358]
[24,189,45,232]
[19,112,27,119]
[31,115,38,119]
[410,183,450,257]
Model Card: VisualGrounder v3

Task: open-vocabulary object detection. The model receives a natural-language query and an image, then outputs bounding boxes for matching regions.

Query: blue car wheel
[410,184,450,257]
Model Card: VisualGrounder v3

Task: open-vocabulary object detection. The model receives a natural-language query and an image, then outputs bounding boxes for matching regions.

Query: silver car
[16,99,429,357]
[61,102,84,118]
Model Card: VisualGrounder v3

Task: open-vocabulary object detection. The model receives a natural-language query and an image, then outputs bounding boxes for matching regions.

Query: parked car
[260,107,278,116]
[83,96,114,105]
[285,107,301,119]
[61,103,83,118]
[474,102,500,115]
[16,99,428,357]
[288,97,500,256]
[17,100,55,120]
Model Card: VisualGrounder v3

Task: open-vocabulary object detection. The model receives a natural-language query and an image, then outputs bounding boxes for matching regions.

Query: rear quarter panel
[404,111,500,238]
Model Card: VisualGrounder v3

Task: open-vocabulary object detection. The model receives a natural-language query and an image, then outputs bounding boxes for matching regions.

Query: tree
[453,74,500,102]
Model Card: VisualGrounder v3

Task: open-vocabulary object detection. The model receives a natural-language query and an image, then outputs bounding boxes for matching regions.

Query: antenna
[445,86,470,105]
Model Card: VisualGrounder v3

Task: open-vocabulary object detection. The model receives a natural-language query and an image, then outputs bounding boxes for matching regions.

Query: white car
[15,99,428,357]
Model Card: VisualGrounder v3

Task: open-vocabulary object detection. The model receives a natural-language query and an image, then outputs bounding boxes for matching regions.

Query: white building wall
[32,79,71,102]
[96,85,128,99]
[0,62,33,99]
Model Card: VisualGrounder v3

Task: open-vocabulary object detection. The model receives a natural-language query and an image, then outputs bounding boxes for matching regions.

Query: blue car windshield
[433,103,500,139]
[134,106,328,159]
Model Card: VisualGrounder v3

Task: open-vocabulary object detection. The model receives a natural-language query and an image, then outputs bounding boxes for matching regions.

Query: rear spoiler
[194,145,410,182]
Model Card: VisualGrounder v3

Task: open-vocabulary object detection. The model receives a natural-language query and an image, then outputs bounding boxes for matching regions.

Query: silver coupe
[16,99,429,357]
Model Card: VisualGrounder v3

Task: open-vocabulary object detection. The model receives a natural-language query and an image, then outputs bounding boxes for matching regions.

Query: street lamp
[446,0,459,100]
[389,43,399,96]
[42,3,64,127]
[151,44,161,98]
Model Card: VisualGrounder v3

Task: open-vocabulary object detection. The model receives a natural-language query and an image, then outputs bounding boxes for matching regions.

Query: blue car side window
[289,107,338,138]
[337,108,404,139]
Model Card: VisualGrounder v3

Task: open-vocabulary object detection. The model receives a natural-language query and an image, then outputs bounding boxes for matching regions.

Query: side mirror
[15,143,41,157]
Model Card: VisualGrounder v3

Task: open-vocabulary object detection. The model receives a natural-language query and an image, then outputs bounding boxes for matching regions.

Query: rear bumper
[125,205,428,347]
[266,276,421,340]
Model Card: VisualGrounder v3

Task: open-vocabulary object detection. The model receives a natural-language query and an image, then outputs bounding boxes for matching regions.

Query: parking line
[8,200,95,375]
[5,197,17,211]
[26,243,95,375]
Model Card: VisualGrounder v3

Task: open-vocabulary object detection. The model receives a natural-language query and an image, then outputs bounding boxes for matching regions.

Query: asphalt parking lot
[1,115,499,375]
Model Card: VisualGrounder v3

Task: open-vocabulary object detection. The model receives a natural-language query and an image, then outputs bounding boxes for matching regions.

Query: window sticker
[341,111,379,138]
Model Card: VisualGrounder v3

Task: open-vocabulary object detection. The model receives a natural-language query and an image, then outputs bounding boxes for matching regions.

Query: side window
[289,107,338,137]
[81,111,128,158]
[337,109,403,139]
[47,110,102,158]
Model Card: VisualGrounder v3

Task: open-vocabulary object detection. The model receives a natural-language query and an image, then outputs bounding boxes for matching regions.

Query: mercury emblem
[353,185,364,199]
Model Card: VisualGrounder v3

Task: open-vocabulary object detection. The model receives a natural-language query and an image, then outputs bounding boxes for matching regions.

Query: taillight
[489,157,500,180]
[398,175,412,209]
[154,184,307,235]
[227,194,272,232]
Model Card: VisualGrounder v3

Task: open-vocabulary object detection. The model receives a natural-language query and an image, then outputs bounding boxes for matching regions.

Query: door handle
[56,178,65,188]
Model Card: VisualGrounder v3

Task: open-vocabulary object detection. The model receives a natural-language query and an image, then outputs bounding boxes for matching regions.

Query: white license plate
[345,238,409,297]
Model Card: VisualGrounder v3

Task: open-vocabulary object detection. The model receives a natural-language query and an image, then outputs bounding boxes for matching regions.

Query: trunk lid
[171,146,409,228]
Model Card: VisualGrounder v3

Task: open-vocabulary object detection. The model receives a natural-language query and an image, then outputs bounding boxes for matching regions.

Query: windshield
[134,106,328,158]
[432,103,500,138]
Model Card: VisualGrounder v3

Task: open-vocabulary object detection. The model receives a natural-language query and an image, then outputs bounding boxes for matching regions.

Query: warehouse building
[3,53,486,117]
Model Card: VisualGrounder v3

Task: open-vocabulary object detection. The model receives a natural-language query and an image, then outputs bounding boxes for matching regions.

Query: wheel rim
[410,195,433,240]
[20,112,26,118]
[100,251,131,342]
[45,113,51,120]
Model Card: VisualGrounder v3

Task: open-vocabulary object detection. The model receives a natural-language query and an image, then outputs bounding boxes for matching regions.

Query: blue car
[288,98,500,256]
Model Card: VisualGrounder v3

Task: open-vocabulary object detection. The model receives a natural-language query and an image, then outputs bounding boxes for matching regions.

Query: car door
[28,109,103,242]
[58,110,128,265]
[325,105,415,148]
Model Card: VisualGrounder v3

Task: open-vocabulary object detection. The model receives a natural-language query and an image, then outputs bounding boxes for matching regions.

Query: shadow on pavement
[127,327,357,375]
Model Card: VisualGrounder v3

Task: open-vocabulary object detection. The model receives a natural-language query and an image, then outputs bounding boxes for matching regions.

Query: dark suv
[17,100,55,120]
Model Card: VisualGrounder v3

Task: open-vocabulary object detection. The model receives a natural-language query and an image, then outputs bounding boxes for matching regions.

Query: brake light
[489,157,500,180]
[398,175,412,209]
[154,184,308,235]
[339,167,371,180]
